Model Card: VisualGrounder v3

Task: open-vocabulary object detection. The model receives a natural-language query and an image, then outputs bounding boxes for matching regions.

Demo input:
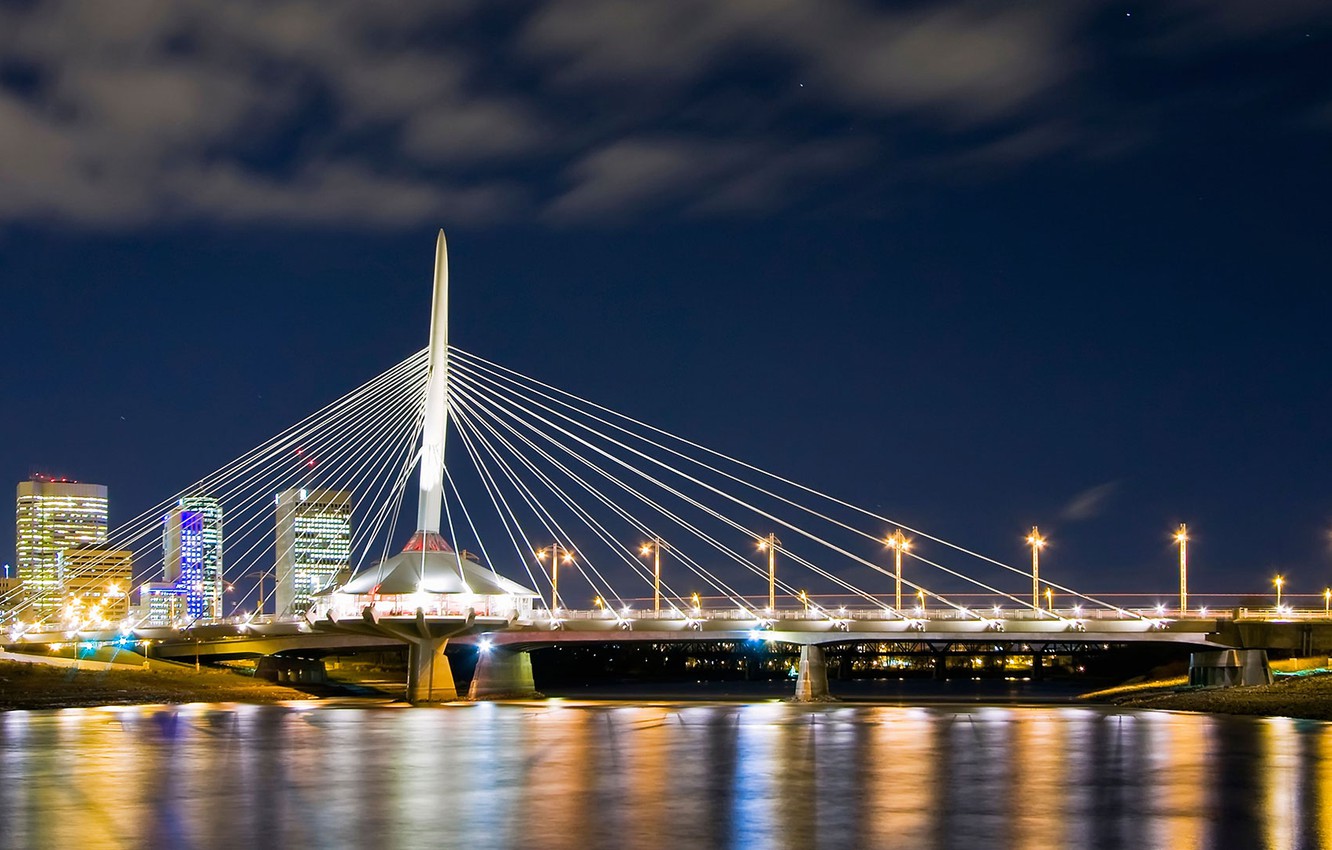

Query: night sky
[2,2,1331,603]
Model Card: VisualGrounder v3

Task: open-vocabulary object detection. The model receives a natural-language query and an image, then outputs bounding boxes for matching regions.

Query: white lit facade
[134,581,185,626]
[275,488,351,616]
[15,477,108,616]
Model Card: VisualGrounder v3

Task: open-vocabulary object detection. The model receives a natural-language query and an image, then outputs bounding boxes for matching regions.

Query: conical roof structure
[339,532,536,598]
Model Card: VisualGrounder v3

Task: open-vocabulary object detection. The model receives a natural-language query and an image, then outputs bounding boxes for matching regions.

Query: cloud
[546,135,867,222]
[521,0,1077,122]
[1059,481,1119,522]
[1141,0,1330,49]
[0,0,1327,229]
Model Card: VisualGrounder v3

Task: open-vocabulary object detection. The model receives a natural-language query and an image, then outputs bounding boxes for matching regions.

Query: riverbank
[1085,670,1332,721]
[0,659,325,710]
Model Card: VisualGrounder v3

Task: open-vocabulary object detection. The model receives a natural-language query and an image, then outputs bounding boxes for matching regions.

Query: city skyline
[2,3,1331,598]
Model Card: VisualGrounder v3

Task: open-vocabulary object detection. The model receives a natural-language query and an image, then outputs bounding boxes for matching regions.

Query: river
[1,698,1329,849]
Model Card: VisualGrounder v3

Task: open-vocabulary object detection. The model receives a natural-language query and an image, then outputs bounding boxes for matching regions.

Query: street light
[1174,523,1189,614]
[799,589,809,614]
[916,588,926,614]
[639,536,665,614]
[885,529,910,612]
[757,533,781,612]
[1274,574,1284,610]
[237,569,272,617]
[691,592,701,614]
[1045,586,1053,612]
[1325,587,1330,619]
[1026,527,1046,610]
[536,544,575,613]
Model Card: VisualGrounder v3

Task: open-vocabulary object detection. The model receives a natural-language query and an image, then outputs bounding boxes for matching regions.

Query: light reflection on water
[0,702,1329,850]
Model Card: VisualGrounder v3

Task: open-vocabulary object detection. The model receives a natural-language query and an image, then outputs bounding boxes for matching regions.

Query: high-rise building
[275,488,352,616]
[163,496,224,620]
[60,545,133,623]
[15,476,109,616]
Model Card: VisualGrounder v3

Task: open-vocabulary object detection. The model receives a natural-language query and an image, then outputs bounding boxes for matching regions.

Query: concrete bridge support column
[407,638,457,703]
[468,648,539,700]
[932,652,947,681]
[794,644,833,702]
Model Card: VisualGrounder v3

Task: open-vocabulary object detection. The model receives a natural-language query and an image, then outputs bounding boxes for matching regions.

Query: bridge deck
[4,610,1241,660]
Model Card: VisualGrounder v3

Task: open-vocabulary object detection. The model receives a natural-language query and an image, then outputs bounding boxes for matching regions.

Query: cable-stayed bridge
[4,232,1328,702]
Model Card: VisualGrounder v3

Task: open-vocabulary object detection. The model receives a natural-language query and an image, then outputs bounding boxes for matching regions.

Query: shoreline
[5,656,1331,721]
[0,658,363,711]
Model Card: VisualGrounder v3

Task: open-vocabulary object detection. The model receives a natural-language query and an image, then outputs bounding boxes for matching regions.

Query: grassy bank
[0,659,319,710]
[1084,666,1332,722]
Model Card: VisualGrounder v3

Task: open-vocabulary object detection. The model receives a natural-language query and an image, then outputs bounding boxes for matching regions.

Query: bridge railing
[535,606,1242,623]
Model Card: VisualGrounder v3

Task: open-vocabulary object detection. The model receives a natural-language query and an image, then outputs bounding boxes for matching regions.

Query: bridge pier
[793,644,834,701]
[255,655,327,684]
[316,608,473,703]
[468,647,539,700]
[407,637,457,702]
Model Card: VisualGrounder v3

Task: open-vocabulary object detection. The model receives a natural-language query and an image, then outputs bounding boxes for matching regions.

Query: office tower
[274,488,351,616]
[133,581,186,627]
[163,496,224,620]
[60,545,133,623]
[15,476,109,616]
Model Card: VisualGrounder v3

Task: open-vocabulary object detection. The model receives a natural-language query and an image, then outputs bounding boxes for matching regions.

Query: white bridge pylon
[416,230,449,536]
[5,232,1160,663]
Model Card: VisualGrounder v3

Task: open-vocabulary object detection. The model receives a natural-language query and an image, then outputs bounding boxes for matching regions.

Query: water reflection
[0,702,1329,850]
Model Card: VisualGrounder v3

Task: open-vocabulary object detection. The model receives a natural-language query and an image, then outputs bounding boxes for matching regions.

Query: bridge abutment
[1188,649,1273,687]
[468,647,539,699]
[793,644,834,701]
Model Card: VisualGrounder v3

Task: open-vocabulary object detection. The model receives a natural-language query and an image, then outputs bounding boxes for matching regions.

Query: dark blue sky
[2,1,1331,603]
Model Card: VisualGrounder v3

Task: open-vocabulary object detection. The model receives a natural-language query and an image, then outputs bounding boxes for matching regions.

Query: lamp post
[238,569,272,618]
[1045,586,1053,613]
[536,544,575,613]
[916,588,926,614]
[1274,574,1284,610]
[758,533,781,612]
[639,537,665,614]
[691,592,701,614]
[1175,523,1189,614]
[885,529,910,612]
[1324,588,1330,619]
[1026,527,1046,610]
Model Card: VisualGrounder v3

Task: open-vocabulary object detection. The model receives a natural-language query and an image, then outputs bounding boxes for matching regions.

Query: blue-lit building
[163,496,224,620]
